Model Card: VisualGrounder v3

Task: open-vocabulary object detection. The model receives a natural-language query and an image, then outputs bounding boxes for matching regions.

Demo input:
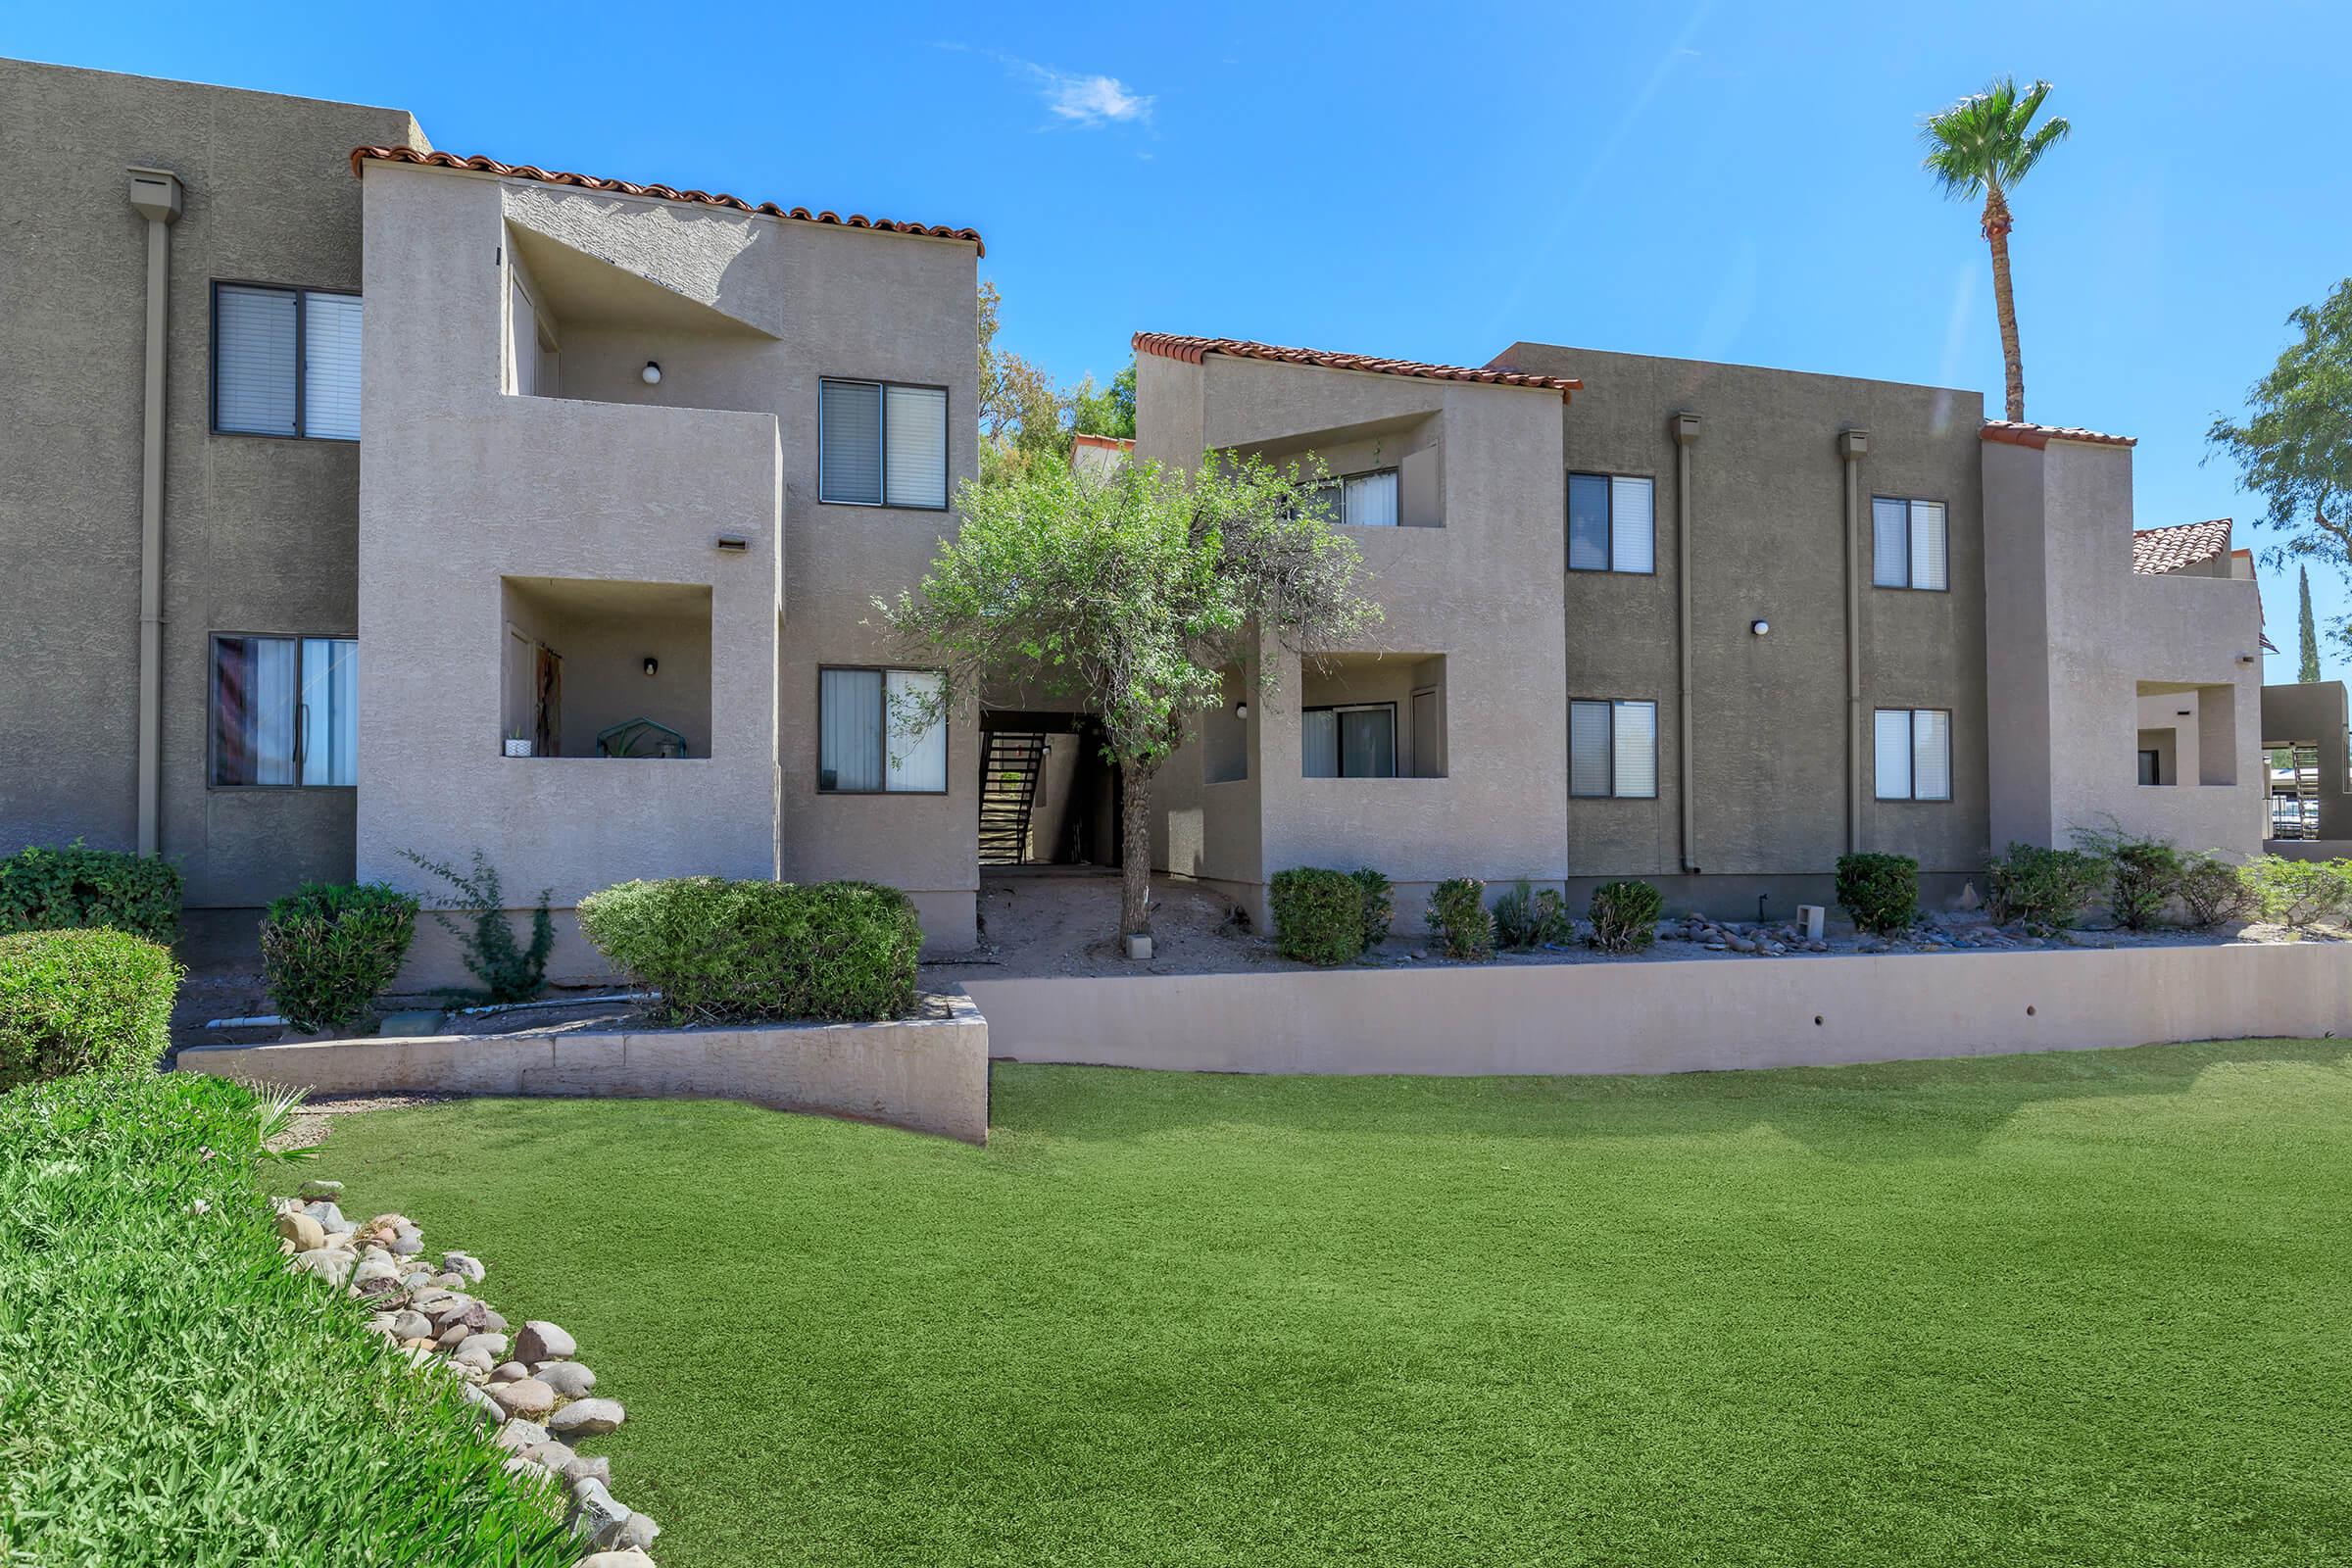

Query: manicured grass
[319,1044,2352,1567]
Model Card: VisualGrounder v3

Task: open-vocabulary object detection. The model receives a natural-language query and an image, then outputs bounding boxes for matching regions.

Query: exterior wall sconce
[1234,702,1249,719]
[641,361,662,385]
[642,657,659,677]
[1751,619,1771,637]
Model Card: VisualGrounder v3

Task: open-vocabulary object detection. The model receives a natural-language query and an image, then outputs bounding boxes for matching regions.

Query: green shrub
[2176,851,2255,928]
[0,927,179,1085]
[1834,853,1920,936]
[2071,822,2183,930]
[397,848,553,1004]
[0,840,182,945]
[2239,855,2352,930]
[1588,879,1665,954]
[259,882,420,1033]
[579,876,922,1023]
[1425,877,1494,960]
[1985,843,2107,930]
[0,1071,573,1566]
[1350,867,1395,951]
[1494,880,1574,951]
[1270,868,1371,965]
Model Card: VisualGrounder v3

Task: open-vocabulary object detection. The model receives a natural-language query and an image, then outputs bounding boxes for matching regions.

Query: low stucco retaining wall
[963,943,2352,1076]
[176,990,990,1144]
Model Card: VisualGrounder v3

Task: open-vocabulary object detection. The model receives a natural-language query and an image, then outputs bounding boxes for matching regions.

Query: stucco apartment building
[0,56,2270,965]
[0,59,985,970]
[1131,334,2268,926]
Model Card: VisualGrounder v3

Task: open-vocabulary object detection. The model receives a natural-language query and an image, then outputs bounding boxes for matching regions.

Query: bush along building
[0,57,2274,974]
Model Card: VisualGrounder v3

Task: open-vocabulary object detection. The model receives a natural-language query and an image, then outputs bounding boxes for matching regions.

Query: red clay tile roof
[2132,518,2233,575]
[350,146,984,255]
[1070,432,1135,452]
[1134,332,1581,401]
[1981,418,2136,449]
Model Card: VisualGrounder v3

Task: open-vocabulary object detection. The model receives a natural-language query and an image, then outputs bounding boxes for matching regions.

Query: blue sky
[22,1,2351,678]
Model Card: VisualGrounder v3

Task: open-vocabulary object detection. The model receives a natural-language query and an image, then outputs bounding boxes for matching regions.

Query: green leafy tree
[880,457,1379,943]
[1920,77,2072,423]
[979,279,1072,484]
[2209,279,2352,650]
[1069,361,1137,440]
[2299,564,2322,681]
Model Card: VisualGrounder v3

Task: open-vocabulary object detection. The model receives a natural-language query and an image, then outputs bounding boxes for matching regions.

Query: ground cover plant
[0,839,182,944]
[319,1042,2352,1566]
[0,1071,572,1566]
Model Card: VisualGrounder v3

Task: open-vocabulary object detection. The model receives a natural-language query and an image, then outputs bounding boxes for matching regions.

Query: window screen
[1569,700,1613,798]
[215,285,299,436]
[819,380,884,505]
[1609,477,1654,574]
[302,294,364,441]
[884,385,949,510]
[1611,700,1658,797]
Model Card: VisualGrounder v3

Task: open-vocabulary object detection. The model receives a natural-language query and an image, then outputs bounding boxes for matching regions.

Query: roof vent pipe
[128,168,183,858]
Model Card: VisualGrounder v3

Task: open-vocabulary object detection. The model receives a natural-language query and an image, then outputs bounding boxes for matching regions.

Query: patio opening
[499,577,711,760]
[1301,654,1447,778]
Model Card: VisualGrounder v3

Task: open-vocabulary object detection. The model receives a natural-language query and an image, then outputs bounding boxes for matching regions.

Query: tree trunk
[1981,184,2026,423]
[1119,764,1153,944]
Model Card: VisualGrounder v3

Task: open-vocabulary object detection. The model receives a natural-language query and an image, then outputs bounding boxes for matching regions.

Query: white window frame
[1569,698,1658,799]
[1568,472,1655,574]
[210,282,362,441]
[1872,497,1949,592]
[816,665,950,794]
[1874,707,1953,801]
[817,377,951,511]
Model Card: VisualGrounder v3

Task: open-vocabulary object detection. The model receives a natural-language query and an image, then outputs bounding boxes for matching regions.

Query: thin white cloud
[1036,67,1153,126]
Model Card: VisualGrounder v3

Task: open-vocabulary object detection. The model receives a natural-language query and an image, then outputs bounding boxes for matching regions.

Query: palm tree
[1921,77,2071,423]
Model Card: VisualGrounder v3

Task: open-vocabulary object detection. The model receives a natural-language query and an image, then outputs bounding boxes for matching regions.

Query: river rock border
[275,1177,661,1567]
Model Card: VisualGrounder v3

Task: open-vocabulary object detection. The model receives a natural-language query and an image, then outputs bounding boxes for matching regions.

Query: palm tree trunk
[1981,184,2025,422]
[1119,763,1153,944]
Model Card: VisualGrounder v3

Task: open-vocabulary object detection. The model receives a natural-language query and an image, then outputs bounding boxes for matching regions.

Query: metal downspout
[1837,428,1870,855]
[129,169,183,858]
[1669,413,1700,872]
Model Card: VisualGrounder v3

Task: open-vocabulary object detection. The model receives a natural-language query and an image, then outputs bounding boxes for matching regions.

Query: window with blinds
[210,634,358,786]
[818,666,948,792]
[1300,706,1396,778]
[820,378,949,509]
[213,284,362,440]
[1568,473,1654,573]
[1874,708,1951,801]
[1872,497,1948,590]
[1570,699,1657,798]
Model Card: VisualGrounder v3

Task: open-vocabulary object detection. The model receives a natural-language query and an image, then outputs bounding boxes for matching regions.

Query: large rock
[290,1248,353,1286]
[273,1211,325,1251]
[490,1360,531,1384]
[491,1379,556,1419]
[567,1478,631,1547]
[442,1250,486,1284]
[388,1310,434,1341]
[537,1361,596,1398]
[452,1348,498,1375]
[561,1453,611,1489]
[493,1418,550,1454]
[391,1227,424,1256]
[352,1257,399,1289]
[302,1200,351,1234]
[615,1512,660,1551]
[529,1438,577,1472]
[547,1399,624,1438]
[516,1321,575,1363]
[453,1332,509,1363]
[461,1384,503,1425]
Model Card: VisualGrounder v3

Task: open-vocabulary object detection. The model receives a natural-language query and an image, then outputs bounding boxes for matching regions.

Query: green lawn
[319,1044,2352,1567]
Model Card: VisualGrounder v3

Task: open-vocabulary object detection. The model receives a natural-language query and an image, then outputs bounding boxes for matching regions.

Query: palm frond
[1919,75,2068,199]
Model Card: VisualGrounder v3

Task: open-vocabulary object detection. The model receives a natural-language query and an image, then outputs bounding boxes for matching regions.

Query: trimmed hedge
[1588,879,1664,954]
[1835,853,1919,936]
[578,876,922,1024]
[1426,877,1494,961]
[1270,868,1370,965]
[1350,867,1395,951]
[1985,843,2107,929]
[0,927,179,1085]
[0,840,181,945]
[0,1071,573,1566]
[260,883,421,1034]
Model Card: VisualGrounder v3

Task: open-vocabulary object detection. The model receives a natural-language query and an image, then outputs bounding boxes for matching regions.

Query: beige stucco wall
[2262,681,2352,840]
[357,160,982,961]
[1984,438,2265,858]
[0,60,421,906]
[1499,344,1991,886]
[965,942,2352,1076]
[177,989,991,1144]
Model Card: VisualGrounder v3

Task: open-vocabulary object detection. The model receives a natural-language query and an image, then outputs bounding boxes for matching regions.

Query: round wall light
[1751,619,1771,637]
[641,361,662,385]
[642,657,659,677]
